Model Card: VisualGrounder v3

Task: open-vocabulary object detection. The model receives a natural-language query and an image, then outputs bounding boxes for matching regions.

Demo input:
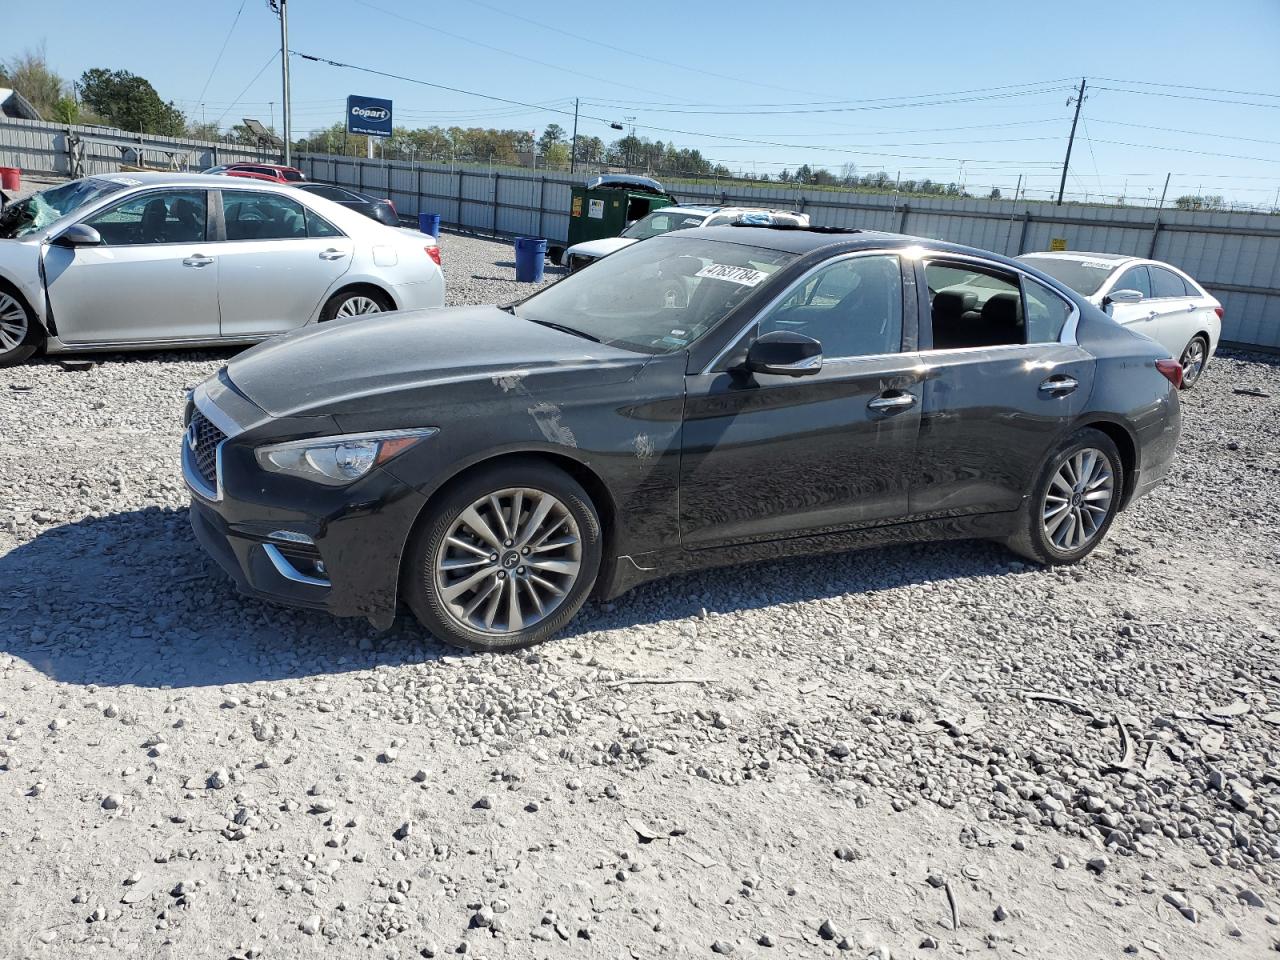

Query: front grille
[188,410,227,488]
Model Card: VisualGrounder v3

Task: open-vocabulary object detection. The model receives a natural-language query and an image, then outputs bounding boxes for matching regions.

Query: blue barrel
[514,237,548,282]
[418,213,441,238]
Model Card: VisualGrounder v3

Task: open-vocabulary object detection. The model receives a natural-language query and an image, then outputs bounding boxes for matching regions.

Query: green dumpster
[555,174,676,259]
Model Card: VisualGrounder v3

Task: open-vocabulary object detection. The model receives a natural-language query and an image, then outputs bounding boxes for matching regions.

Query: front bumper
[183,383,430,630]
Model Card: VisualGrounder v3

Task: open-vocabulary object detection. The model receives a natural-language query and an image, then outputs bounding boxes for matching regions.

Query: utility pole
[1056,77,1087,206]
[269,0,292,165]
[1157,172,1171,209]
[570,98,579,175]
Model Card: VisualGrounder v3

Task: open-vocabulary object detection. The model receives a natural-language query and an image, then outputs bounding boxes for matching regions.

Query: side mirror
[1103,288,1143,309]
[52,224,103,248]
[745,330,822,377]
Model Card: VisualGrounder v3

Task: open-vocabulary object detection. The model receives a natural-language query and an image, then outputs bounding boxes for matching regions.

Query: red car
[202,163,306,184]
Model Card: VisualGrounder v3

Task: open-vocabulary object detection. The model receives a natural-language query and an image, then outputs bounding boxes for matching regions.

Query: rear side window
[308,185,352,202]
[222,191,307,240]
[304,207,343,238]
[1149,266,1188,299]
[1023,277,1072,343]
[1112,266,1151,299]
[281,170,305,182]
[925,262,1024,349]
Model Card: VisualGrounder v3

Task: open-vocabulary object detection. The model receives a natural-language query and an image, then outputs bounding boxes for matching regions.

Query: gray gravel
[1,232,1279,959]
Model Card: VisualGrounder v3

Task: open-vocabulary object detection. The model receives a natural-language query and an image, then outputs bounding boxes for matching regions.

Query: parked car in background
[184,225,1181,652]
[1018,252,1221,387]
[560,205,810,272]
[293,182,400,227]
[203,163,306,184]
[0,172,443,365]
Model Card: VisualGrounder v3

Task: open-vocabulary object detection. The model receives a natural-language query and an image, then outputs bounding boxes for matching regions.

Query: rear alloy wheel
[1179,335,1209,389]
[320,288,392,322]
[1006,428,1124,566]
[0,289,41,366]
[404,461,602,651]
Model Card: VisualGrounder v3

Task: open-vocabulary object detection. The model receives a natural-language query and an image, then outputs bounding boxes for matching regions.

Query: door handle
[319,248,347,261]
[1186,303,1196,312]
[1147,310,1158,319]
[867,392,917,413]
[182,254,214,267]
[1039,375,1079,395]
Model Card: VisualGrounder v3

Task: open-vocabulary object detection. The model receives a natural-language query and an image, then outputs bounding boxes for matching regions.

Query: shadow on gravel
[2,504,1019,689]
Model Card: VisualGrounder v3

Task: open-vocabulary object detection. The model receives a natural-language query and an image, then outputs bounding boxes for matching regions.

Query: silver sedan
[0,172,444,365]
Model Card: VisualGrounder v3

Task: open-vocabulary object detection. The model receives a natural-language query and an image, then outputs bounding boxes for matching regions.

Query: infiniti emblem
[501,551,520,569]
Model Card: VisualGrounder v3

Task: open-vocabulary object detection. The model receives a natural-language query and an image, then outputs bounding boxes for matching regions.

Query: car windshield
[1019,256,1113,296]
[513,235,795,355]
[621,209,708,240]
[0,178,128,240]
[280,169,305,182]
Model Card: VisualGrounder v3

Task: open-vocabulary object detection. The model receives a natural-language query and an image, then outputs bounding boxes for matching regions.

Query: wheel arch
[395,448,620,603]
[0,274,47,341]
[1071,416,1138,509]
[318,280,398,319]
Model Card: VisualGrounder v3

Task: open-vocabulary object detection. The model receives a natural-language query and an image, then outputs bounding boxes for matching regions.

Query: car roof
[692,224,992,258]
[1020,251,1134,265]
[89,171,293,191]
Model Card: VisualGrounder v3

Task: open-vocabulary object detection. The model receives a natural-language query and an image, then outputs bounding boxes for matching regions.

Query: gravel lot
[1,231,1279,960]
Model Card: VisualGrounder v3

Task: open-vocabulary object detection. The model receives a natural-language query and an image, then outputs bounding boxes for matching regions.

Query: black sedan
[184,226,1182,651]
[292,182,400,227]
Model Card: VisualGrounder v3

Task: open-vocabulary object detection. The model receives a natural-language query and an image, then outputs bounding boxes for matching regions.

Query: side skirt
[596,511,1021,600]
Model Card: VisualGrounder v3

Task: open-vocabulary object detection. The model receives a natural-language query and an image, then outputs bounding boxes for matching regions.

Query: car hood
[565,237,637,260]
[225,305,646,418]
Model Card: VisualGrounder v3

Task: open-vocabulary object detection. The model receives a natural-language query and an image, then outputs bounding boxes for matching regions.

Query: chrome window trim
[262,543,331,588]
[920,252,1081,348]
[700,248,907,375]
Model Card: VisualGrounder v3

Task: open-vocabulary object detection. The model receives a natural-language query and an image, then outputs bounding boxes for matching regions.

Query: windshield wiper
[523,317,602,343]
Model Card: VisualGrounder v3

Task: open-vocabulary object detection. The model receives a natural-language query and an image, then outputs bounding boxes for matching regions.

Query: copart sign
[347,95,393,138]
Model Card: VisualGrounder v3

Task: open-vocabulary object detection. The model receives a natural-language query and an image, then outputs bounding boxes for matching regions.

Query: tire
[319,287,393,323]
[0,287,43,367]
[1005,428,1124,566]
[1179,334,1209,389]
[402,459,603,652]
[545,245,565,265]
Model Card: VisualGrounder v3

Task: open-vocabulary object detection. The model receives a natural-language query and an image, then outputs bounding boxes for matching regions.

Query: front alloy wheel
[435,487,583,635]
[0,290,41,366]
[404,460,602,651]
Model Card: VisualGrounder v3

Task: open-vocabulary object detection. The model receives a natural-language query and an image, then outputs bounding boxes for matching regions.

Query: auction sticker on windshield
[695,263,769,287]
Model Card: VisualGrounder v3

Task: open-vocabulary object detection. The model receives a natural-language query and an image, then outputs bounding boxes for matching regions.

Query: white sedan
[560,205,809,272]
[1019,251,1221,388]
[0,172,444,366]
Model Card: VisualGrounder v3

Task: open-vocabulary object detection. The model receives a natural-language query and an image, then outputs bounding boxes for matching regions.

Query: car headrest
[932,291,966,316]
[980,292,1022,328]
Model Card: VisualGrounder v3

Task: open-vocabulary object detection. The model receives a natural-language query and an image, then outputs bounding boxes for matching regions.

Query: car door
[680,251,924,548]
[43,188,219,344]
[214,189,354,337]
[910,258,1093,518]
[1104,265,1155,338]
[1146,265,1201,358]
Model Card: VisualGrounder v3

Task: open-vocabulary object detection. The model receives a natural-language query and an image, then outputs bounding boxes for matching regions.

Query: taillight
[1214,306,1224,320]
[426,246,441,266]
[1155,358,1183,389]
[386,199,397,216]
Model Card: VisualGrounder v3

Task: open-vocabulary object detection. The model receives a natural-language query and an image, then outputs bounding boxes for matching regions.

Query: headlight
[256,428,438,486]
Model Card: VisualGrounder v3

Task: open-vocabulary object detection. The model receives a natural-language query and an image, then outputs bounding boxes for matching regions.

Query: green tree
[988,187,1002,200]
[50,95,80,124]
[4,45,66,117]
[186,122,222,142]
[79,67,186,136]
[537,123,566,155]
[543,142,570,169]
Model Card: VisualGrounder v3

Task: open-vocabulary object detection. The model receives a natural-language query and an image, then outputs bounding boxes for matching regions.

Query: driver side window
[83,190,208,246]
[1113,266,1151,299]
[758,255,904,358]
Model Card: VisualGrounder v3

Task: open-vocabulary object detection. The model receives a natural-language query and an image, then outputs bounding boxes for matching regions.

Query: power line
[1092,76,1280,100]
[212,50,279,127]
[579,85,1077,116]
[1090,85,1280,109]
[1088,117,1280,147]
[351,0,697,101]
[193,0,249,113]
[579,78,1078,110]
[294,51,1067,166]
[1090,139,1280,164]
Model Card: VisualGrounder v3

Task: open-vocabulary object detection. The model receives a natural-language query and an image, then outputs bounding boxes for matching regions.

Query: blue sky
[10,0,1280,205]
